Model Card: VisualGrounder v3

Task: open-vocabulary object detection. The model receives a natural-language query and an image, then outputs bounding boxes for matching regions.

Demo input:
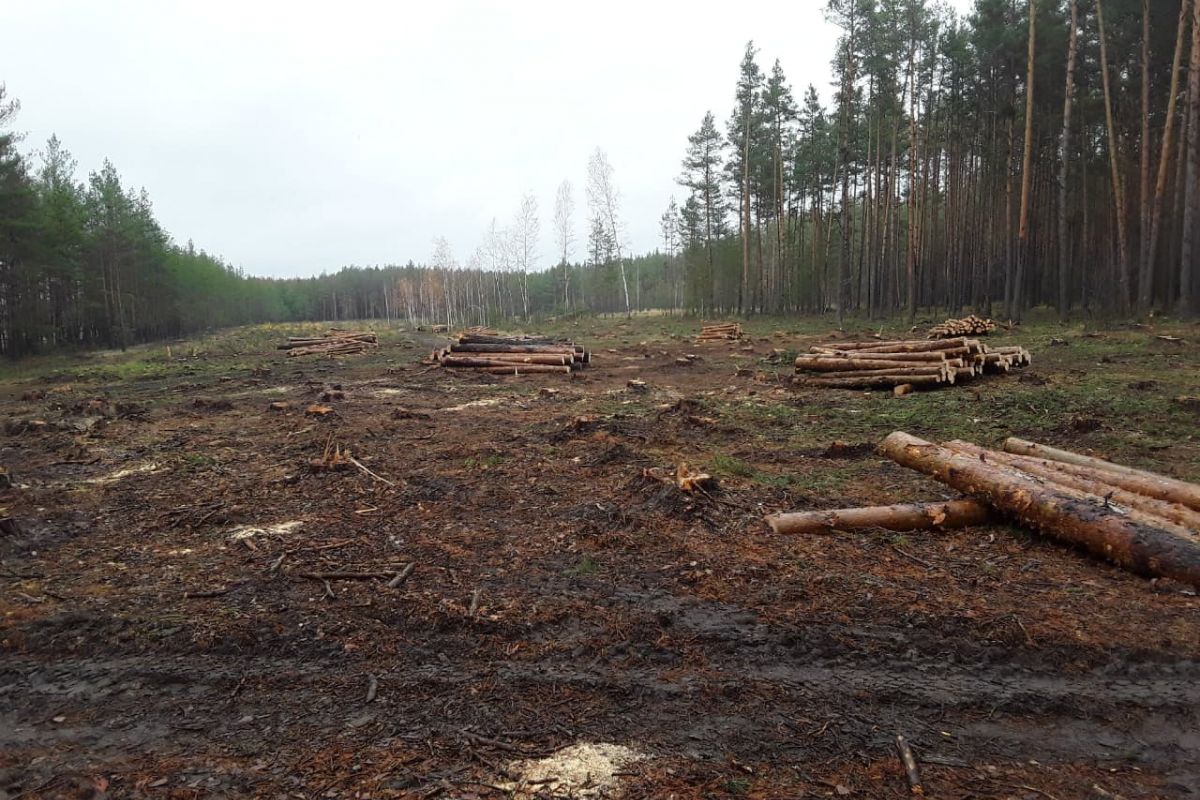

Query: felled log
[767,499,989,534]
[811,365,949,379]
[944,441,1200,532]
[803,374,949,388]
[440,354,573,367]
[806,349,957,362]
[479,365,572,374]
[795,356,953,372]
[879,432,1200,586]
[1002,438,1200,512]
[449,343,580,356]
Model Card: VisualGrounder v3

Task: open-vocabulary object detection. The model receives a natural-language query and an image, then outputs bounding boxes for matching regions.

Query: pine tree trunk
[1137,0,1153,314]
[1014,0,1037,325]
[1146,0,1192,297]
[1182,0,1200,317]
[1097,0,1133,313]
[1058,0,1079,320]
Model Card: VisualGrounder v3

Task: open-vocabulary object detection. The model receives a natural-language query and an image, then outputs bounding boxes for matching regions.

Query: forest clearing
[1,314,1198,799]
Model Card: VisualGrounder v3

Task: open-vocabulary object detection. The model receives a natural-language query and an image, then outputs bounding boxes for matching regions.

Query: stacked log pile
[430,333,591,375]
[697,322,744,341]
[878,433,1200,586]
[279,330,379,357]
[928,314,997,338]
[794,337,1031,390]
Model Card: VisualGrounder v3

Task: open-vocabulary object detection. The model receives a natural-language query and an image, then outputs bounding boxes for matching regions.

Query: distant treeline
[662,0,1199,324]
[3,0,1198,356]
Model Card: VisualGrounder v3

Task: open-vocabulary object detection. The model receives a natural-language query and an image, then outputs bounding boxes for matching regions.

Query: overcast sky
[6,0,972,279]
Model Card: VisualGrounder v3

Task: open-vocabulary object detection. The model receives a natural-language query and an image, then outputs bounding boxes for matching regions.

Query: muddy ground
[1,316,1198,799]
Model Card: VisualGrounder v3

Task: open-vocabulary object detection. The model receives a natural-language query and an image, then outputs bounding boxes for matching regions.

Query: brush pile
[697,322,744,341]
[430,333,591,375]
[794,337,1031,390]
[279,330,379,357]
[928,315,997,338]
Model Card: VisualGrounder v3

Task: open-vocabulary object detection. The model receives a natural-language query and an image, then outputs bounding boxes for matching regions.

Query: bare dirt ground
[1,316,1198,799]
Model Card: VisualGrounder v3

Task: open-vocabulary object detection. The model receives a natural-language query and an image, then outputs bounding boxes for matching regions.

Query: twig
[365,674,378,704]
[297,571,394,581]
[891,544,935,569]
[348,456,396,487]
[468,588,481,618]
[894,734,924,795]
[184,585,238,599]
[387,562,416,588]
[268,553,287,573]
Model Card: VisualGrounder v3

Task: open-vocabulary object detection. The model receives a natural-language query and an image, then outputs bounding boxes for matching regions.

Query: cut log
[767,499,989,534]
[479,365,572,374]
[449,343,580,356]
[1005,438,1187,481]
[806,350,954,363]
[803,374,947,388]
[944,441,1200,533]
[795,357,951,372]
[879,432,1200,586]
[809,366,949,380]
[996,440,1200,513]
[441,353,573,366]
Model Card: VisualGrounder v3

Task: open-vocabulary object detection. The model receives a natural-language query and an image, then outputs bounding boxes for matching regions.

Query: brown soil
[1,322,1198,798]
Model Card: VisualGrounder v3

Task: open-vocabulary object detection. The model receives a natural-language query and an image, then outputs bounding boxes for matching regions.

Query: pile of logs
[794,337,1031,390]
[767,434,1200,587]
[928,315,997,338]
[279,330,379,357]
[697,322,744,341]
[430,333,591,375]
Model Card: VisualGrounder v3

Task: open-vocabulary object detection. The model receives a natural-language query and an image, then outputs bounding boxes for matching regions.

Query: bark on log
[450,343,580,356]
[944,441,1200,533]
[803,374,947,388]
[811,366,949,379]
[879,432,1200,586]
[767,499,989,534]
[806,350,955,362]
[479,365,572,374]
[1003,438,1190,482]
[796,357,950,372]
[442,354,573,366]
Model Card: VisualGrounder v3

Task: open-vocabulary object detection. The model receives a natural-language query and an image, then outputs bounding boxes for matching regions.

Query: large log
[795,356,950,372]
[767,499,989,534]
[479,364,572,374]
[806,349,954,362]
[811,366,949,379]
[443,353,573,366]
[803,374,948,388]
[879,432,1200,586]
[450,343,579,356]
[944,440,1200,533]
[1005,437,1195,483]
[995,441,1200,513]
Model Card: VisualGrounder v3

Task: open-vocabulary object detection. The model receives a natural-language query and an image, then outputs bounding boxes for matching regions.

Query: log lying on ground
[944,440,1200,533]
[279,330,379,357]
[431,332,590,376]
[697,322,744,341]
[795,336,1030,390]
[879,432,1200,586]
[767,499,989,535]
[999,438,1200,513]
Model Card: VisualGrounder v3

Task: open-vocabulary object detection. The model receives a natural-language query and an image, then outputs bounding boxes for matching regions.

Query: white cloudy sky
[5,0,972,278]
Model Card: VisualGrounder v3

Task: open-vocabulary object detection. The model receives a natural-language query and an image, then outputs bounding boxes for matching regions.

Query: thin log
[450,343,579,355]
[1004,438,1200,511]
[767,499,989,534]
[879,432,1200,586]
[478,365,572,374]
